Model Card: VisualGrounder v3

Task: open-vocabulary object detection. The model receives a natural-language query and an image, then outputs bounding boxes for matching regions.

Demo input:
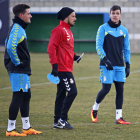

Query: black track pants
[54,72,77,123]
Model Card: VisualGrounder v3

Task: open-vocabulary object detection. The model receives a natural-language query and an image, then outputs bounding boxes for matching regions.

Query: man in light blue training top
[4,4,42,136]
[91,5,131,124]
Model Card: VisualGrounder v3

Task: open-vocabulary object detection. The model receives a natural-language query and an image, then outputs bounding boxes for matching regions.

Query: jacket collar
[12,16,28,29]
[108,19,121,28]
[60,20,71,29]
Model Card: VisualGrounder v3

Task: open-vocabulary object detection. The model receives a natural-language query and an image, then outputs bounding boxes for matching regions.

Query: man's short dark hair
[13,4,30,17]
[110,5,121,14]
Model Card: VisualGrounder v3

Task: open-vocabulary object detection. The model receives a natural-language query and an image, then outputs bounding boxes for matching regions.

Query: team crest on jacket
[120,30,123,35]
[104,76,106,81]
[70,78,74,84]
[25,84,28,90]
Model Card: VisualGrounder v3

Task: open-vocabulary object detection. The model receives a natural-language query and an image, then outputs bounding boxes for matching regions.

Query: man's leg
[114,81,124,119]
[20,89,31,130]
[53,72,67,129]
[21,89,42,134]
[6,91,27,136]
[114,67,130,124]
[58,72,77,129]
[6,73,28,136]
[91,66,113,123]
[91,84,111,123]
[54,84,66,123]
[96,83,112,104]
[7,91,24,131]
[93,83,111,110]
[60,73,77,120]
[114,81,130,124]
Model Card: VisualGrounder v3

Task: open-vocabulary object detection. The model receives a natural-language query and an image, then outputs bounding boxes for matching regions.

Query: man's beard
[68,19,74,27]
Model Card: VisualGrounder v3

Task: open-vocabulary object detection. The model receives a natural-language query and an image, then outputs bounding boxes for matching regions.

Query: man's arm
[47,28,64,65]
[47,28,64,76]
[123,28,131,77]
[96,25,113,70]
[96,25,106,60]
[6,24,21,66]
[123,28,131,65]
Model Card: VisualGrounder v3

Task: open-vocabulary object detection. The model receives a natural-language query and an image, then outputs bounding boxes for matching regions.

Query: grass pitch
[0,53,140,140]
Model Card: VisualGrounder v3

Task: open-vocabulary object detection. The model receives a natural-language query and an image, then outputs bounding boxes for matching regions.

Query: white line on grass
[0,76,99,90]
[130,70,140,74]
[0,70,140,90]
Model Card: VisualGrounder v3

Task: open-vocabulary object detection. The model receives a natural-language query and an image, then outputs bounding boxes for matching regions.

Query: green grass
[0,53,140,140]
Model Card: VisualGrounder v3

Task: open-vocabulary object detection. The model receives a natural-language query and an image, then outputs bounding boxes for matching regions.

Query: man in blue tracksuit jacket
[4,4,42,136]
[91,5,131,124]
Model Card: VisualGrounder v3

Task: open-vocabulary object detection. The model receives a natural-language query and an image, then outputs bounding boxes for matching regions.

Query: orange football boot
[22,127,42,135]
[115,117,131,124]
[91,110,98,123]
[6,130,27,137]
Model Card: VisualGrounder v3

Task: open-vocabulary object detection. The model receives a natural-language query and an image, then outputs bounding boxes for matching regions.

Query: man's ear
[63,17,68,23]
[19,13,23,19]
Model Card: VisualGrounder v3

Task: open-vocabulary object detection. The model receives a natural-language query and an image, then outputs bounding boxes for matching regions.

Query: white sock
[116,109,122,120]
[7,119,16,131]
[22,117,30,130]
[92,101,100,110]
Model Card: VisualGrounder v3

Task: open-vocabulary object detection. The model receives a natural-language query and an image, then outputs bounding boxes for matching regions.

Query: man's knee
[24,89,31,100]
[102,84,111,94]
[68,91,77,98]
[12,91,24,102]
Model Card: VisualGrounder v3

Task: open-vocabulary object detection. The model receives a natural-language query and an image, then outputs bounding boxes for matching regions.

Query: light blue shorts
[99,66,126,84]
[9,73,30,92]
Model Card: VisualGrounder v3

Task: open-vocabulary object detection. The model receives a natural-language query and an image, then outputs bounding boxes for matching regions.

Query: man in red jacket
[47,7,81,129]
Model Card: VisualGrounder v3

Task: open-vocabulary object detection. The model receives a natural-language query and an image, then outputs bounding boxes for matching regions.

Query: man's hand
[51,64,58,77]
[17,61,28,68]
[74,55,81,63]
[102,57,113,70]
[125,62,130,78]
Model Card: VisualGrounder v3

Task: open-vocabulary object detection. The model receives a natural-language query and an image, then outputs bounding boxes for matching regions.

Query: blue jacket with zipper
[4,17,31,75]
[96,19,131,67]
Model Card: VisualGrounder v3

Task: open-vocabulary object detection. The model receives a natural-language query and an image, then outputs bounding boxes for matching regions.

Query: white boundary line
[130,70,140,74]
[0,70,140,90]
[0,76,99,90]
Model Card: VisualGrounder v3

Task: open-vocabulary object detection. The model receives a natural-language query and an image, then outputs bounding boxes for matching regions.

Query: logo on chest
[63,28,71,41]
[120,30,123,35]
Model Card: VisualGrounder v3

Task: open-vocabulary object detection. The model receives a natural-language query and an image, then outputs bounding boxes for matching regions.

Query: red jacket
[47,20,76,72]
